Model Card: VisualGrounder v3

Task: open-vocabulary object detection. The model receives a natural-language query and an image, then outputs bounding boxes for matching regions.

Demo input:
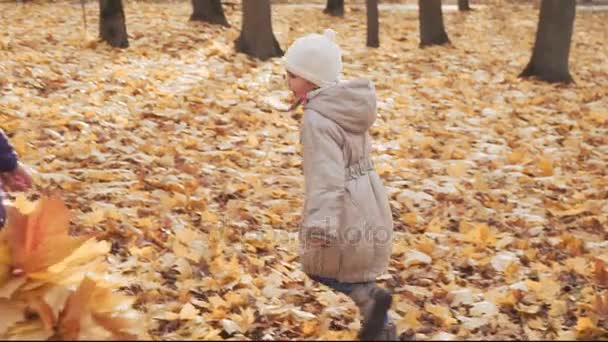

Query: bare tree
[458,0,472,11]
[419,0,450,47]
[324,0,344,17]
[366,0,379,47]
[520,0,576,83]
[99,0,128,48]
[190,0,229,26]
[235,0,283,60]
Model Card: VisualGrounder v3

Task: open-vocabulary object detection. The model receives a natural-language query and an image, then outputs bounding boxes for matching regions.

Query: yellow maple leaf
[401,212,418,227]
[232,307,255,334]
[537,156,554,177]
[179,302,199,320]
[82,209,106,226]
[202,211,218,224]
[447,160,468,177]
[224,291,247,308]
[6,196,91,274]
[549,300,567,318]
[425,217,442,233]
[507,148,526,164]
[55,276,97,340]
[575,317,597,337]
[460,222,496,247]
[425,303,456,327]
[397,309,422,331]
[91,312,138,340]
[589,111,607,124]
[301,320,319,337]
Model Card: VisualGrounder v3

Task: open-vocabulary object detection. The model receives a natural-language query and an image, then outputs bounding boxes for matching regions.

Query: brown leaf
[594,259,608,288]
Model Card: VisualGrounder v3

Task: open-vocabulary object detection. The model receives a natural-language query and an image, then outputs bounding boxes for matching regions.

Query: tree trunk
[234,0,283,61]
[190,0,229,27]
[519,0,575,83]
[366,0,379,48]
[324,0,344,17]
[458,0,472,11]
[99,0,128,48]
[419,0,450,47]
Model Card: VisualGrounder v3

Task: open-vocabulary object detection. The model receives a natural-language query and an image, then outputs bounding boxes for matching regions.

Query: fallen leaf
[179,302,199,320]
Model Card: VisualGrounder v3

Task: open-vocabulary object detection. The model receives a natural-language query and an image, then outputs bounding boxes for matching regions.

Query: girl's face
[286,71,316,100]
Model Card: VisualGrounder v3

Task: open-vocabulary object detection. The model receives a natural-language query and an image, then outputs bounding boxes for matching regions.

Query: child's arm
[0,129,32,191]
[301,111,346,246]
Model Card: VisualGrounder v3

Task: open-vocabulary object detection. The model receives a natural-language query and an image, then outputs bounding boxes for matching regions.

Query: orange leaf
[22,235,90,273]
[56,276,96,340]
[537,156,553,177]
[575,317,598,338]
[29,297,56,331]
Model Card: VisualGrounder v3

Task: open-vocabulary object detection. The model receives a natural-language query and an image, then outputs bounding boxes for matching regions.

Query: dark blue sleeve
[0,129,18,172]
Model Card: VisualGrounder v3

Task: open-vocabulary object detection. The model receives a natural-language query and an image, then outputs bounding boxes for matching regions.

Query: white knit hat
[284,29,342,87]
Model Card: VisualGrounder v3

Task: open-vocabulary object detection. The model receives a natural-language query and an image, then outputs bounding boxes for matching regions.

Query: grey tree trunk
[234,0,283,61]
[458,0,472,11]
[419,0,450,47]
[190,0,229,26]
[324,0,344,17]
[366,0,379,47]
[99,0,128,48]
[520,0,575,83]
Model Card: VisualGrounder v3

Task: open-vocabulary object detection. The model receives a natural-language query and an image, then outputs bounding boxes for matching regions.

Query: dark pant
[311,275,374,295]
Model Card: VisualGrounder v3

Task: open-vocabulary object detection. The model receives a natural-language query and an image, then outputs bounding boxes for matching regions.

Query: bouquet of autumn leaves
[0,195,145,340]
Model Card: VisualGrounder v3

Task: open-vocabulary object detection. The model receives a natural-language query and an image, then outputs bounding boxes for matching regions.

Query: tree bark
[234,0,283,61]
[458,0,472,11]
[419,0,450,47]
[190,0,229,27]
[324,0,344,17]
[366,0,379,48]
[520,0,575,83]
[99,0,128,48]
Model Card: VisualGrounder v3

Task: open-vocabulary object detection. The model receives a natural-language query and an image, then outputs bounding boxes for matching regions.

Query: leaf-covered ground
[1,1,607,340]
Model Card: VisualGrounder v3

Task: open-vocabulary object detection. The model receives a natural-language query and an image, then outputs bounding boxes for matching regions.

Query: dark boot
[375,321,398,341]
[349,284,393,341]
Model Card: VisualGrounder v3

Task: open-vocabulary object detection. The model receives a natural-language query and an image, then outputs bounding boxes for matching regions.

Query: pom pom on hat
[324,28,336,41]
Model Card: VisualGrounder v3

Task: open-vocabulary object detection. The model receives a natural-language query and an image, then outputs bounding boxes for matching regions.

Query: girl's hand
[1,163,33,191]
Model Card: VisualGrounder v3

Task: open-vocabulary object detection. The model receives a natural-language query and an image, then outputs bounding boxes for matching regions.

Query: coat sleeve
[300,110,346,243]
[0,129,17,172]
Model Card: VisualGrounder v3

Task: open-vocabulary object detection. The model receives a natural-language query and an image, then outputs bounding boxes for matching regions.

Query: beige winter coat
[299,78,393,283]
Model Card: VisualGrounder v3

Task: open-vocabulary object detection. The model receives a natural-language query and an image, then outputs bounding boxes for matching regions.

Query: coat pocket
[338,190,376,281]
[299,226,341,278]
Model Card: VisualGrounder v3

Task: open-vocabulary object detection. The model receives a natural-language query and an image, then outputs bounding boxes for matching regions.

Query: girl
[284,29,396,341]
